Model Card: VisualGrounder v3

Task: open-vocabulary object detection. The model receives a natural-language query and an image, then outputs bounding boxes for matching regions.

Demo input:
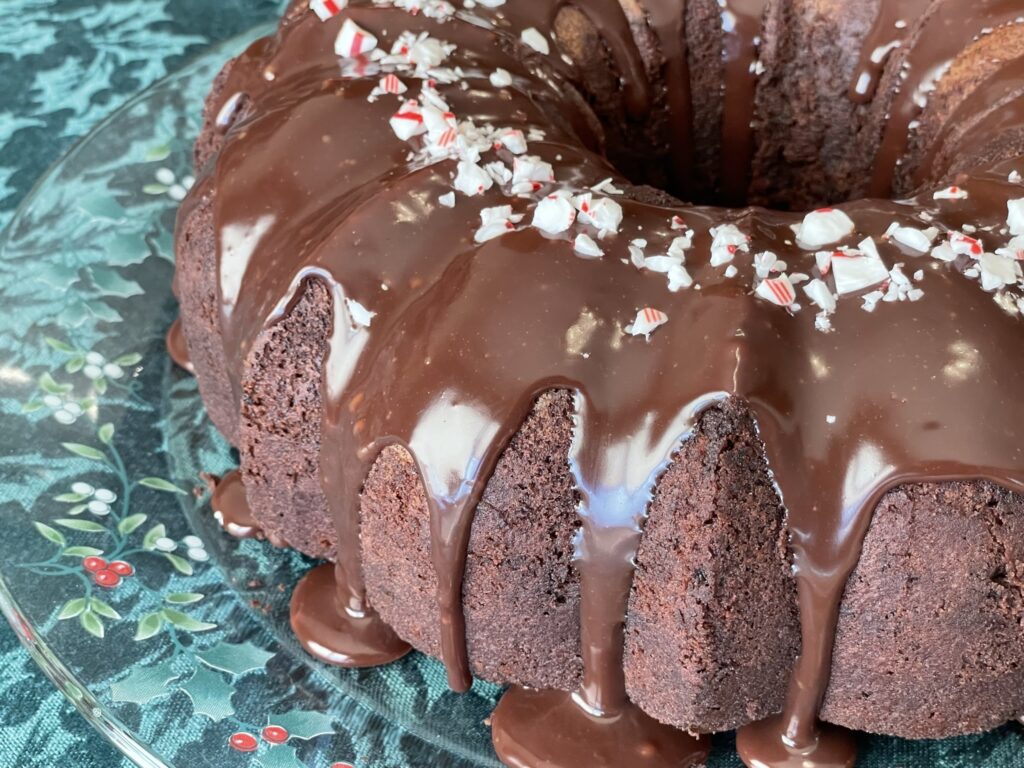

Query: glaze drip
[166,317,194,374]
[176,4,1024,768]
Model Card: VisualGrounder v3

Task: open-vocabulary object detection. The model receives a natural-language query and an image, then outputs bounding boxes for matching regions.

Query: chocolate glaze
[290,563,412,667]
[492,686,708,767]
[718,0,768,206]
[166,317,194,374]
[176,3,1024,768]
[211,469,288,547]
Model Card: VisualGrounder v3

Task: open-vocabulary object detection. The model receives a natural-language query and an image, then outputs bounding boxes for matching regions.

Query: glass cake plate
[0,24,1021,768]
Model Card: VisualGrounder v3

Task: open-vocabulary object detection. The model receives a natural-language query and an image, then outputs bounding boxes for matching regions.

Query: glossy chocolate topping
[211,469,288,547]
[177,2,1024,767]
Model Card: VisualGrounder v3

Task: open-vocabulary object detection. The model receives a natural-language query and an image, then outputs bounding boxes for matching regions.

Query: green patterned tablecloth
[0,3,282,765]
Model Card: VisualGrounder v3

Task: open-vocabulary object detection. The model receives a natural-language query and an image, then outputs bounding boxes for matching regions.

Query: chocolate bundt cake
[173,1,1024,765]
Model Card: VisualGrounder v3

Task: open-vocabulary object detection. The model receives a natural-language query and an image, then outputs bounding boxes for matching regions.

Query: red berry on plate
[108,561,134,576]
[229,732,258,752]
[93,570,121,588]
[331,763,355,768]
[83,556,107,573]
[262,725,289,744]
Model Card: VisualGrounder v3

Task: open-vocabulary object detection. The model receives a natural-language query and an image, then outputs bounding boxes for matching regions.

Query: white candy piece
[574,233,604,258]
[709,224,749,267]
[754,250,780,279]
[311,0,346,21]
[453,160,494,196]
[626,308,668,339]
[520,27,550,55]
[378,74,407,96]
[438,192,456,208]
[933,185,969,200]
[667,235,692,259]
[885,222,934,253]
[803,278,837,313]
[532,194,576,234]
[996,234,1024,261]
[335,18,378,58]
[489,68,513,88]
[474,205,521,243]
[831,238,890,295]
[1008,199,1024,236]
[667,264,693,292]
[484,161,513,186]
[977,252,1022,291]
[345,298,376,328]
[756,275,797,307]
[643,255,681,274]
[795,208,855,248]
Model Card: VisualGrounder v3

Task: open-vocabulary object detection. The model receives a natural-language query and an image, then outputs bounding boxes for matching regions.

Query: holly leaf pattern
[255,745,307,768]
[197,641,275,677]
[180,665,235,722]
[269,710,337,741]
[109,660,180,706]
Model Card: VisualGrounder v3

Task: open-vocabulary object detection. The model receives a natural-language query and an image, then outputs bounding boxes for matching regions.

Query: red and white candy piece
[709,224,749,267]
[831,237,889,295]
[520,27,550,55]
[454,160,494,196]
[626,307,668,339]
[756,275,797,307]
[311,0,346,21]
[933,185,969,201]
[474,205,522,243]
[379,74,408,96]
[572,193,622,238]
[511,156,554,195]
[794,208,855,248]
[996,234,1024,261]
[335,18,378,59]
[574,233,604,259]
[390,99,426,140]
[494,128,528,155]
[1007,198,1024,236]
[532,193,576,234]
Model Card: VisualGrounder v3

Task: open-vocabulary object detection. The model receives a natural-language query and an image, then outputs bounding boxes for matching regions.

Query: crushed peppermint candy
[933,185,969,200]
[511,155,554,195]
[438,192,456,208]
[977,252,1022,291]
[831,238,889,295]
[709,224,750,266]
[626,308,668,339]
[345,297,375,328]
[520,27,550,55]
[390,99,427,140]
[574,233,604,258]
[803,278,837,313]
[474,205,522,243]
[489,68,513,88]
[335,19,378,59]
[494,128,528,154]
[794,208,856,248]
[370,73,408,101]
[884,222,937,252]
[1007,199,1024,236]
[756,275,797,307]
[454,160,494,196]
[533,193,577,234]
[311,0,346,21]
[575,194,623,237]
